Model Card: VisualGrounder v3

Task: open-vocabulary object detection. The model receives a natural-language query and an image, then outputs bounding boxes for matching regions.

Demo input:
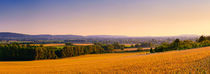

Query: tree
[120,45,125,50]
[104,44,114,52]
[131,44,134,48]
[94,42,103,46]
[198,36,207,42]
[112,42,121,49]
[150,48,155,53]
[206,36,210,41]
[173,39,180,50]
[174,39,180,44]
[65,42,73,46]
[135,43,141,48]
[154,42,170,52]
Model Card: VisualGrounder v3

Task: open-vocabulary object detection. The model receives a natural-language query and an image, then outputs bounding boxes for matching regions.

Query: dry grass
[0,47,210,74]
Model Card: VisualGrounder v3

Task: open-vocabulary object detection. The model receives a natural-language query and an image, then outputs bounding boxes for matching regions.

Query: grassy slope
[0,47,210,74]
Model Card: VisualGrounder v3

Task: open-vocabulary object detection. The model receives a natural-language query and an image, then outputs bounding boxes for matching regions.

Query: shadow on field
[0,58,33,61]
[0,50,150,61]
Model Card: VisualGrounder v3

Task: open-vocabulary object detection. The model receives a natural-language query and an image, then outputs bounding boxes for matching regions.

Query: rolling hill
[0,32,199,41]
[0,32,29,37]
[0,32,84,40]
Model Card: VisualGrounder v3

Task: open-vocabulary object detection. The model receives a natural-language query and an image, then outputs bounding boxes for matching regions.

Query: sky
[0,0,210,36]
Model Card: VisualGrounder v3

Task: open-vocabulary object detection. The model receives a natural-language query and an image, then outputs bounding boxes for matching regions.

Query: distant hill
[0,32,200,41]
[0,32,29,37]
[0,32,129,39]
[86,35,128,38]
[0,32,84,40]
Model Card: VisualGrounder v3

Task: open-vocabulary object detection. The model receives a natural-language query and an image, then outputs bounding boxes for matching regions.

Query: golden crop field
[0,47,210,74]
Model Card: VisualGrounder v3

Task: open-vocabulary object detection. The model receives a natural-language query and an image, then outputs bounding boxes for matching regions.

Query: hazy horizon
[1,0,210,36]
[0,32,202,37]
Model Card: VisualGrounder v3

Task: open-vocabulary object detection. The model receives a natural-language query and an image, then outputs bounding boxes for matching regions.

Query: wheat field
[0,47,210,74]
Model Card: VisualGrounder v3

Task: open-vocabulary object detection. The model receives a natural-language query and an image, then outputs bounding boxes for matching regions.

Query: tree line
[151,36,210,53]
[94,42,125,51]
[0,44,106,61]
[132,42,153,48]
[0,42,130,61]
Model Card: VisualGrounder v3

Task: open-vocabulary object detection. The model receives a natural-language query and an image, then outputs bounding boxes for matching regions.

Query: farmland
[0,47,210,74]
[29,43,94,49]
[31,43,93,47]
[113,48,151,52]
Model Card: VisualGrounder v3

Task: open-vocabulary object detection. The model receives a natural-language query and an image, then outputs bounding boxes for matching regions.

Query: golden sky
[0,0,210,36]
